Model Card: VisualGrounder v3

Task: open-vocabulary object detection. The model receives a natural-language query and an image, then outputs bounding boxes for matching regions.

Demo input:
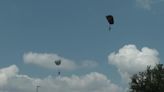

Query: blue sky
[0,0,164,92]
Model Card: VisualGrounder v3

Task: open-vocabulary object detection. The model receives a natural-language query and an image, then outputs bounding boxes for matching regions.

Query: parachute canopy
[106,15,114,24]
[55,60,61,66]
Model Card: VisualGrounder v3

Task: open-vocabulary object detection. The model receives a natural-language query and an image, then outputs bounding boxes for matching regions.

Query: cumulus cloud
[135,0,164,10]
[80,60,98,68]
[23,52,77,70]
[136,0,153,10]
[23,52,98,70]
[0,65,122,92]
[108,44,159,83]
[0,65,19,87]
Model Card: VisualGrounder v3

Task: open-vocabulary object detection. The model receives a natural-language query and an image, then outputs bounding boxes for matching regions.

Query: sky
[0,0,164,92]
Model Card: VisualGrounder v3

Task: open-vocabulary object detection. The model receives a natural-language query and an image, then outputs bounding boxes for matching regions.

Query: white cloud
[135,0,164,10]
[0,65,19,87]
[80,60,98,68]
[23,52,77,70]
[136,0,153,10]
[0,65,122,92]
[108,44,159,83]
[23,52,98,70]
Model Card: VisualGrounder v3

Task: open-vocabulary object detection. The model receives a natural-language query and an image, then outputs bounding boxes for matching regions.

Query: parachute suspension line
[57,68,60,76]
[108,25,111,31]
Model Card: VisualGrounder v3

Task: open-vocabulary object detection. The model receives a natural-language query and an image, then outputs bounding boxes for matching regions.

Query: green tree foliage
[129,64,164,92]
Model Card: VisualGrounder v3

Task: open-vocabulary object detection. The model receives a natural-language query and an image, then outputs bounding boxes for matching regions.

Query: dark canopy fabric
[55,60,61,66]
[106,15,114,24]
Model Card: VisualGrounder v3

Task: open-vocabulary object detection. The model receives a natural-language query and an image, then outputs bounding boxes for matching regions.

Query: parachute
[54,60,61,76]
[106,15,114,30]
[55,60,61,66]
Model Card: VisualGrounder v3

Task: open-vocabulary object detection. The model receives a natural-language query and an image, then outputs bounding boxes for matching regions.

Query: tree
[129,64,164,92]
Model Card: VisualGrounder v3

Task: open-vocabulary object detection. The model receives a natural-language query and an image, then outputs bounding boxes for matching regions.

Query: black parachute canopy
[55,60,61,66]
[106,15,114,24]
